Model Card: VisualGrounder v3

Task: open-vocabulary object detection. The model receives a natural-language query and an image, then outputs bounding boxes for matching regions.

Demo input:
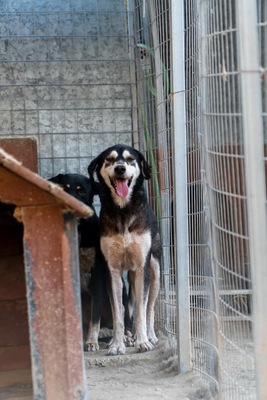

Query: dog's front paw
[148,335,159,346]
[85,340,99,352]
[107,341,126,356]
[136,340,154,353]
[124,330,135,347]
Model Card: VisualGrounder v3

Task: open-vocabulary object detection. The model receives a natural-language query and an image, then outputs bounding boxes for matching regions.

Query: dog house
[0,142,92,399]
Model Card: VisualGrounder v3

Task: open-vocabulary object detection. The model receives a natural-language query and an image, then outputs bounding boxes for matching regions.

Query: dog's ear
[140,157,152,180]
[88,157,99,181]
[90,178,100,195]
[48,173,64,183]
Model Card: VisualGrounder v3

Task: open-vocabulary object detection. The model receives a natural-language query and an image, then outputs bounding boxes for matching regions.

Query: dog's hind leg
[86,318,100,352]
[122,272,134,347]
[146,255,160,345]
[132,269,154,353]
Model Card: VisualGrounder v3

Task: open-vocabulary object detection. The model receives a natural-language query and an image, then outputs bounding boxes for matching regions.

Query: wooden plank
[0,300,29,347]
[0,369,32,388]
[0,167,65,207]
[0,345,31,372]
[0,159,92,218]
[0,386,32,400]
[0,230,23,258]
[0,255,25,301]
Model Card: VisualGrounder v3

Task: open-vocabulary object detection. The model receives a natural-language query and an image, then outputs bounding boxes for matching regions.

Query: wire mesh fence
[0,0,133,178]
[199,2,254,397]
[132,0,267,399]
[132,0,178,351]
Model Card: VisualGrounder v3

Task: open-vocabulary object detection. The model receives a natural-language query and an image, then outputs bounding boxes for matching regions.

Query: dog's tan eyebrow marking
[76,186,82,190]
[122,150,131,159]
[65,184,70,188]
[122,150,136,163]
[105,150,118,163]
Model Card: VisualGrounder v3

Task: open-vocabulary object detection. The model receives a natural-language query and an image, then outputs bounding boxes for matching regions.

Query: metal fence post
[236,1,267,398]
[170,0,191,373]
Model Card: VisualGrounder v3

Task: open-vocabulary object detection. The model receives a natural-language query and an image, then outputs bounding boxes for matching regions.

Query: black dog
[88,144,161,355]
[48,173,107,351]
[49,173,133,351]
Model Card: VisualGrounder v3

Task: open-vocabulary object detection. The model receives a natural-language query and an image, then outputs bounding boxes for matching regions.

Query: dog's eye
[77,186,85,195]
[126,156,135,164]
[63,184,70,192]
[105,157,114,164]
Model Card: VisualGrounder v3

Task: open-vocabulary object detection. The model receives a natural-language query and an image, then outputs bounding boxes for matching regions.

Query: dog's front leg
[134,269,154,353]
[108,268,126,356]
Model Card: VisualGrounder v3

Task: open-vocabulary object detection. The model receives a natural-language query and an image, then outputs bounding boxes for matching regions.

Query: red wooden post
[21,206,88,400]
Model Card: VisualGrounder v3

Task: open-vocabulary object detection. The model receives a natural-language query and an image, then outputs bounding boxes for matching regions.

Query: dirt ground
[85,335,213,400]
[0,335,212,400]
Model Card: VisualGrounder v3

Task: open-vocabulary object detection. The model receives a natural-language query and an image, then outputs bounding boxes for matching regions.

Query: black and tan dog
[88,144,161,355]
[48,173,133,351]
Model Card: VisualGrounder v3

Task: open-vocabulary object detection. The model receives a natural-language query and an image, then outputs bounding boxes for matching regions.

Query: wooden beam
[20,205,88,400]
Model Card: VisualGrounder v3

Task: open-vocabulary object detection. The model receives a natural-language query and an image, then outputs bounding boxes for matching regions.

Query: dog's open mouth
[110,177,132,197]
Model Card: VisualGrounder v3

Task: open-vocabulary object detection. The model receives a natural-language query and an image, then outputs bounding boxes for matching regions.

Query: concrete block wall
[0,0,133,178]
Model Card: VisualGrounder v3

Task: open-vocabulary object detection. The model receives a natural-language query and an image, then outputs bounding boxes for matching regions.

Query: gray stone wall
[0,0,133,178]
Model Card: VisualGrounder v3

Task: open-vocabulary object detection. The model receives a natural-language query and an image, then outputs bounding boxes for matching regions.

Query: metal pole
[170,0,191,373]
[127,0,139,148]
[148,0,172,333]
[236,1,267,398]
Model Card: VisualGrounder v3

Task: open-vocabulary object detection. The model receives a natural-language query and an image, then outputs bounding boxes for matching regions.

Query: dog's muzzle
[110,169,133,198]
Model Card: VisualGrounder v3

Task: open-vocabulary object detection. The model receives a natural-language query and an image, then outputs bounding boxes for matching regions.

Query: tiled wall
[0,0,133,177]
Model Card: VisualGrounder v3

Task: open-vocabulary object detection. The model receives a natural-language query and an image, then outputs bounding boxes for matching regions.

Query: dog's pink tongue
[116,179,129,197]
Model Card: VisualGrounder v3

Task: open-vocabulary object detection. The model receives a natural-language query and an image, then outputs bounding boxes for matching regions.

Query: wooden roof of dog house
[0,148,93,217]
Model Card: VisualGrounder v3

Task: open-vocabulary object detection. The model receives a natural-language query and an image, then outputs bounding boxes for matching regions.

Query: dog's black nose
[115,165,126,175]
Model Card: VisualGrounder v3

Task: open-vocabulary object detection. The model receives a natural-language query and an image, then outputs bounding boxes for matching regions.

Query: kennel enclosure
[0,1,266,399]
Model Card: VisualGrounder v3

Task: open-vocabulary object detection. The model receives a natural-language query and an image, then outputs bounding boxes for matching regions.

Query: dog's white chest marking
[101,230,151,271]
